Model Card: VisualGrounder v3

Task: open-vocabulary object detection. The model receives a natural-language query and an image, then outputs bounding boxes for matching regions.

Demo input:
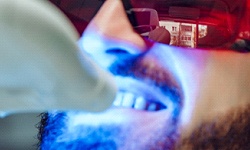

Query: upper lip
[109,52,183,112]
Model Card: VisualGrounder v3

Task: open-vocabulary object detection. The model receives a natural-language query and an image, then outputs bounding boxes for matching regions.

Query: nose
[78,0,148,68]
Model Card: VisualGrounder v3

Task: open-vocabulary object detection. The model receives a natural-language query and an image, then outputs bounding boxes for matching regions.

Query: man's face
[41,0,250,149]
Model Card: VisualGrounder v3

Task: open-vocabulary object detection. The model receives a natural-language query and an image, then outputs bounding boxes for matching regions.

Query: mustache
[107,49,142,76]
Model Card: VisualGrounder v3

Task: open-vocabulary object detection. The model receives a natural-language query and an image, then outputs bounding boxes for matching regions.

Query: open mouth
[113,90,167,111]
[108,50,182,113]
[112,76,177,112]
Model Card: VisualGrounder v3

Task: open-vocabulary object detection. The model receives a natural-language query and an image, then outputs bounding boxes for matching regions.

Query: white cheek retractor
[0,0,117,117]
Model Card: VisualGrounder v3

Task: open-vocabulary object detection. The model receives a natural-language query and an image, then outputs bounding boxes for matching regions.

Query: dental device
[0,0,117,117]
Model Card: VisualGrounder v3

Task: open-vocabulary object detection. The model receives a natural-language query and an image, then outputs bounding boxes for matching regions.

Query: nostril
[106,48,130,55]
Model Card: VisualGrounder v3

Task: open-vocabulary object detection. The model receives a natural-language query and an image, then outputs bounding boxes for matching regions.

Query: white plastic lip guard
[0,0,117,117]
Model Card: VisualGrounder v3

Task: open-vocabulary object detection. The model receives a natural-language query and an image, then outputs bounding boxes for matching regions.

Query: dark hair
[36,111,68,149]
[176,104,250,149]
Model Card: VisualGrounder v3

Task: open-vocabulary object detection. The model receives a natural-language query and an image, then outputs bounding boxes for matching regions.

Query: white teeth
[134,96,147,110]
[113,92,123,106]
[147,103,157,111]
[112,92,166,111]
[121,93,135,107]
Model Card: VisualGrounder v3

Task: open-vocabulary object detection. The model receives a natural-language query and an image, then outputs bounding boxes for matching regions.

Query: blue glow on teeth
[122,92,134,107]
[112,91,167,111]
[134,96,147,110]
[113,92,123,106]
[147,103,157,111]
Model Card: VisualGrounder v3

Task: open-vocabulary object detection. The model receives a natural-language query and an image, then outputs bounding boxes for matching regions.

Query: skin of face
[40,0,250,149]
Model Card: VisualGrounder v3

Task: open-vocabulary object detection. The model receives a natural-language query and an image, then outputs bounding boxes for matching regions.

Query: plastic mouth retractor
[0,0,117,116]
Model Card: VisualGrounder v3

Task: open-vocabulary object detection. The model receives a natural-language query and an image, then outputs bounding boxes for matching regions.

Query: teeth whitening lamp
[0,0,117,117]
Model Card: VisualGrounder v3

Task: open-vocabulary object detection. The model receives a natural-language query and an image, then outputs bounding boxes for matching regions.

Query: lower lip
[68,106,172,128]
[108,106,171,119]
[103,107,174,128]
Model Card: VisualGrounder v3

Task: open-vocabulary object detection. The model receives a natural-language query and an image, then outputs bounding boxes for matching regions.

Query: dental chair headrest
[0,0,117,116]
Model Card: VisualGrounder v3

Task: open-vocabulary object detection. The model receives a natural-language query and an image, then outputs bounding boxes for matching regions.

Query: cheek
[120,117,178,149]
[137,44,207,136]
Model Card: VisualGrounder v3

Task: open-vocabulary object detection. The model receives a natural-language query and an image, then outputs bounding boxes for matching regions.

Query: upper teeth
[112,91,167,111]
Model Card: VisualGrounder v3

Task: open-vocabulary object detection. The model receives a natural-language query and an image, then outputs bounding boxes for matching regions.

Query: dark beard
[58,124,122,150]
[39,110,179,150]
[59,117,178,150]
[176,104,250,150]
